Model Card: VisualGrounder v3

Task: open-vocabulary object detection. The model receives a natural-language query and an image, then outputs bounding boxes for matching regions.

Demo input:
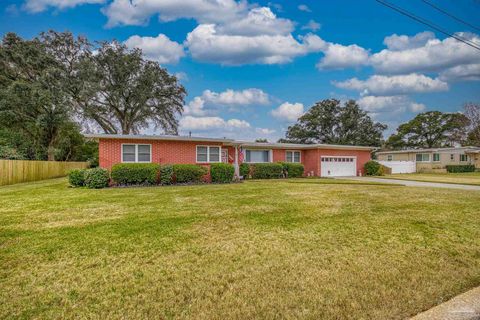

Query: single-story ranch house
[85,134,375,177]
[377,146,480,171]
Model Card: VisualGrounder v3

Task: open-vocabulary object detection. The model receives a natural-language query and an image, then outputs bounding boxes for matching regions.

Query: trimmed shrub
[160,165,174,185]
[173,164,208,183]
[240,163,250,178]
[364,160,383,176]
[68,168,87,187]
[111,163,160,186]
[279,162,304,178]
[211,163,234,183]
[84,168,109,189]
[251,163,283,179]
[446,165,475,173]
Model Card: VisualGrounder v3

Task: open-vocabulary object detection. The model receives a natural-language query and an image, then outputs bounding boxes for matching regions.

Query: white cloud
[271,102,304,122]
[370,32,480,74]
[301,20,321,32]
[316,43,370,70]
[179,116,250,130]
[358,95,426,113]
[298,4,311,12]
[439,63,480,82]
[184,88,270,116]
[185,24,324,65]
[383,31,435,51]
[23,0,104,12]
[217,7,294,36]
[124,34,184,64]
[333,73,448,96]
[184,97,207,116]
[202,88,270,105]
[256,127,276,135]
[102,0,246,27]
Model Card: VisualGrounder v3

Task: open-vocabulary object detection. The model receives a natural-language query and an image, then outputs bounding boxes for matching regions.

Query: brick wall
[99,138,371,176]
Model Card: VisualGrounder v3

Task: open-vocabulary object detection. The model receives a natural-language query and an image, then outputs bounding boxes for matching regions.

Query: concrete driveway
[336,176,480,191]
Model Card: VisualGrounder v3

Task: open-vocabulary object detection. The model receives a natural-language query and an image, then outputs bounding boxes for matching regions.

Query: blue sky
[1,0,480,141]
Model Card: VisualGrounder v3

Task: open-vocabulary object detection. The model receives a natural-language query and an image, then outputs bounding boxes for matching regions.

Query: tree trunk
[47,141,55,161]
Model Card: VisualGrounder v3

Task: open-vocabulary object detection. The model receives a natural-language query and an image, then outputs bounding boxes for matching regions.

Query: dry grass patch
[1,178,479,319]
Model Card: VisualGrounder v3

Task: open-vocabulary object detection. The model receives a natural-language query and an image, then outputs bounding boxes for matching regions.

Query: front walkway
[410,286,480,320]
[335,176,480,191]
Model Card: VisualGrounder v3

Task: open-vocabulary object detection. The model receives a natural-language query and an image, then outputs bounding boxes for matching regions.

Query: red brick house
[85,134,374,177]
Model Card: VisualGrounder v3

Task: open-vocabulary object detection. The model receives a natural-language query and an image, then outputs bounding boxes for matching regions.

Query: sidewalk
[411,286,480,320]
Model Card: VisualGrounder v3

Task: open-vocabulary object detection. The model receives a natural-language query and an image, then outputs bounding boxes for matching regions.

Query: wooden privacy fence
[0,160,89,186]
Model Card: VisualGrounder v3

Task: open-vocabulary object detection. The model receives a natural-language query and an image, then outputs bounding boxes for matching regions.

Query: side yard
[1,178,480,319]
[380,172,480,186]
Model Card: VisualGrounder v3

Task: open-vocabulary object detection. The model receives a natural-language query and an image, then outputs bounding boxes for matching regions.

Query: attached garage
[320,156,357,177]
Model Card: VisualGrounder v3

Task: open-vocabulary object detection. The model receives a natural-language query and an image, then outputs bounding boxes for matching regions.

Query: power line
[375,0,480,52]
[421,0,480,32]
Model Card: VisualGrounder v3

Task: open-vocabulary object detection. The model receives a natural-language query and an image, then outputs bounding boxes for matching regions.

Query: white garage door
[321,156,357,177]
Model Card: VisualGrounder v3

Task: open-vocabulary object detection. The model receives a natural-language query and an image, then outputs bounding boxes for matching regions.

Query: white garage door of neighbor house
[321,156,357,177]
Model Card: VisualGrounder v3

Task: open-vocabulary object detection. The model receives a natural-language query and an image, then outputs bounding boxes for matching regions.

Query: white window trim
[460,154,469,162]
[433,153,441,162]
[416,153,430,162]
[286,150,301,163]
[244,149,273,163]
[387,155,393,161]
[121,144,152,163]
[196,145,222,163]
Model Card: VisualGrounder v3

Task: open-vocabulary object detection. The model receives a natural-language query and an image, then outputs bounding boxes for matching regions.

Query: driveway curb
[410,286,480,320]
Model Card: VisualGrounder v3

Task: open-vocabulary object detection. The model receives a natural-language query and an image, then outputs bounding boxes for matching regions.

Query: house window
[196,146,221,163]
[460,154,469,162]
[415,153,430,162]
[245,150,271,163]
[286,151,301,163]
[450,154,455,161]
[387,155,393,161]
[122,144,151,163]
[433,153,440,162]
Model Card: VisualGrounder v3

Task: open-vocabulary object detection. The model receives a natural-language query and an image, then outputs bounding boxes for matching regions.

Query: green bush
[446,165,475,173]
[68,168,87,187]
[173,164,208,183]
[160,165,174,185]
[84,168,109,189]
[251,163,283,179]
[364,160,383,176]
[111,163,160,185]
[279,162,304,178]
[240,163,250,178]
[210,163,234,183]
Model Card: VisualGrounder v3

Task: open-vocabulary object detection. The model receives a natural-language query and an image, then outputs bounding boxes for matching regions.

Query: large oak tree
[385,111,470,149]
[41,31,186,135]
[279,99,386,146]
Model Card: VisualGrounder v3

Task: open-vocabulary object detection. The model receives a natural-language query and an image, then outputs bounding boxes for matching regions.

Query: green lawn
[1,178,480,319]
[381,172,480,186]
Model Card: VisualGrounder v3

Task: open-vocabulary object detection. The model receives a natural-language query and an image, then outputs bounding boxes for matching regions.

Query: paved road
[335,176,480,191]
[410,286,480,320]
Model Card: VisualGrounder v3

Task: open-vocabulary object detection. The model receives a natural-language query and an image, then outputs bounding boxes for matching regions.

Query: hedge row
[68,168,109,189]
[446,165,475,173]
[241,162,305,179]
[364,160,384,176]
[68,163,235,188]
